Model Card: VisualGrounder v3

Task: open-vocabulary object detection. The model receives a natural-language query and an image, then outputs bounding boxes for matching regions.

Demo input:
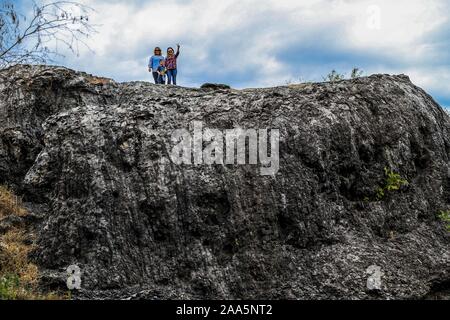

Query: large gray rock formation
[0,65,449,299]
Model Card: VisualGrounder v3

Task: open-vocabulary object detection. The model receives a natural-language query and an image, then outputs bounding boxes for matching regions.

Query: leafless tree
[0,0,96,68]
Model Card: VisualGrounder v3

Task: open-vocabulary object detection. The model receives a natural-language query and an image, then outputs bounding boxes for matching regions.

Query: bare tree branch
[0,0,96,68]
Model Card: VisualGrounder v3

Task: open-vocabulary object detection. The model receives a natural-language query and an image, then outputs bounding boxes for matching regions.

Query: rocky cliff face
[0,65,449,299]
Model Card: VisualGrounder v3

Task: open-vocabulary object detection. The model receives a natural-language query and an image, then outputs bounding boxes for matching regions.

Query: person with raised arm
[165,44,180,85]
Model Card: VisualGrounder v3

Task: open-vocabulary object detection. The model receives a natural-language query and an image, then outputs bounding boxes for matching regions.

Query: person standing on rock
[148,47,165,84]
[156,59,167,84]
[165,44,180,85]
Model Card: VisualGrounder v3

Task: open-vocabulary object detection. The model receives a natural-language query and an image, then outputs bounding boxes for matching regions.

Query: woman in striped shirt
[165,44,180,85]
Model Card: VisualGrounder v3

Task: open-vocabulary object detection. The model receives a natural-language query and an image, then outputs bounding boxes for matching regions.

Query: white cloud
[52,0,450,104]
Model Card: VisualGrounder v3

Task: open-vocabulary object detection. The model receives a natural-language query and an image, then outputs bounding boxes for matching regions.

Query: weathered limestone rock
[0,65,449,299]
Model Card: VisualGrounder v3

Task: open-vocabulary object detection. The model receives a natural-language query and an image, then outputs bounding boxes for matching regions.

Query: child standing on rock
[156,59,167,84]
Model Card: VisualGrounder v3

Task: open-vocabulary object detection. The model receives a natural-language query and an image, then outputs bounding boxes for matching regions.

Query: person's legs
[172,69,177,85]
[152,72,159,84]
[167,69,173,85]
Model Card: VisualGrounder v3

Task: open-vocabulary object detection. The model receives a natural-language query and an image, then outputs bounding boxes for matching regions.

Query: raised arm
[175,44,180,58]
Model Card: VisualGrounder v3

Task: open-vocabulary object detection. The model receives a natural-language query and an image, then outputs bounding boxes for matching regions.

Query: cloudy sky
[16,0,450,108]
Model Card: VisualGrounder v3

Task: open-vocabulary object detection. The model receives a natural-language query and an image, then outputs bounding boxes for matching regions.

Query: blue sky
[15,0,450,108]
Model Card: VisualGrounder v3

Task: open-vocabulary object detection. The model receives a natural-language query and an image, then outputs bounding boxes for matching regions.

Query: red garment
[165,52,179,70]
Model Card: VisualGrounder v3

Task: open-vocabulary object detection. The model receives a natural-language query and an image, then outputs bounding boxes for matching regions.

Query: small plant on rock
[323,70,345,82]
[437,210,450,231]
[375,167,408,201]
[350,68,364,79]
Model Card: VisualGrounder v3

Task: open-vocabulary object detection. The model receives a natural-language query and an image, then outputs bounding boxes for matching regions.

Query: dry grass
[0,185,66,300]
[0,185,27,218]
[287,82,313,89]
[86,76,113,86]
[0,229,42,299]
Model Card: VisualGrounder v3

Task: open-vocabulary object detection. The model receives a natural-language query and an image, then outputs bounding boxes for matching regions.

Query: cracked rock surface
[0,65,449,299]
